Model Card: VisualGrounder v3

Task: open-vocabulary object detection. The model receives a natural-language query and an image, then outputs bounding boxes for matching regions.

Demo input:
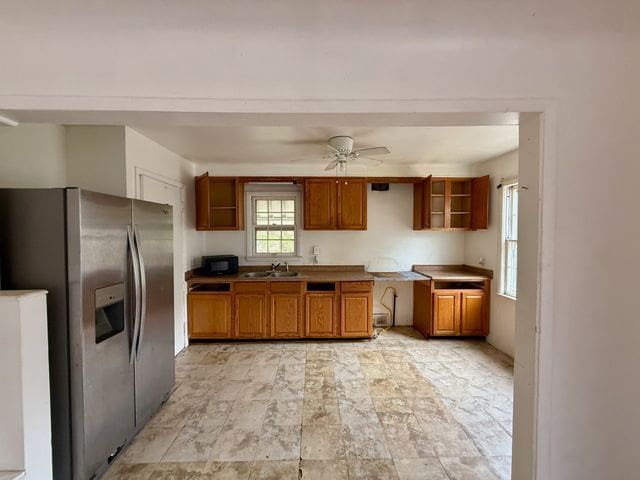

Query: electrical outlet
[313,245,320,255]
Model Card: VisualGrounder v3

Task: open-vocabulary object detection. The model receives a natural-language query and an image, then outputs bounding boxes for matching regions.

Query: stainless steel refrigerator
[0,188,175,480]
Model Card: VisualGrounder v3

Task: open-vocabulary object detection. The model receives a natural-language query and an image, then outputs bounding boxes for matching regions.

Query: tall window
[501,183,518,298]
[246,186,300,259]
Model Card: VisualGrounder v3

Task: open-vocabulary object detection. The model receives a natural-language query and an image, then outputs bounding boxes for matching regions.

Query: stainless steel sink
[241,271,271,278]
[270,271,299,277]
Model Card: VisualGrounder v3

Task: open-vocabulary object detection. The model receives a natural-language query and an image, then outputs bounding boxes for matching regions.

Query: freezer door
[68,190,136,479]
[132,199,175,427]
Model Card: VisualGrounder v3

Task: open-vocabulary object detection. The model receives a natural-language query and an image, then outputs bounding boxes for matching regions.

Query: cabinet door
[271,294,303,338]
[340,292,372,337]
[432,290,460,336]
[471,175,490,230]
[235,293,268,338]
[188,292,232,339]
[413,175,432,230]
[304,178,337,229]
[460,290,487,335]
[195,173,210,230]
[305,293,337,337]
[337,178,367,229]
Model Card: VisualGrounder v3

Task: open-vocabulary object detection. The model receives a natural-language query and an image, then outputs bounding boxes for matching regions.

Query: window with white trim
[501,183,518,298]
[245,185,300,259]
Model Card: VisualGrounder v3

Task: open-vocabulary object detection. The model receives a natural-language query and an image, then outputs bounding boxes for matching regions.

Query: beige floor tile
[462,420,513,456]
[439,456,501,480]
[236,381,273,400]
[120,427,179,463]
[249,460,299,480]
[338,396,379,425]
[425,421,481,457]
[302,398,341,425]
[162,425,221,462]
[210,426,261,461]
[393,458,448,480]
[372,397,413,414]
[299,459,348,480]
[342,422,391,459]
[347,458,399,480]
[147,400,193,429]
[101,462,156,480]
[151,462,209,479]
[368,377,404,397]
[206,461,252,479]
[300,424,345,459]
[185,399,234,428]
[255,424,301,460]
[225,400,269,428]
[263,399,303,426]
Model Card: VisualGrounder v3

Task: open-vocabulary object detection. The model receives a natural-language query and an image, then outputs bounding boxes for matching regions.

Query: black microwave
[200,255,239,276]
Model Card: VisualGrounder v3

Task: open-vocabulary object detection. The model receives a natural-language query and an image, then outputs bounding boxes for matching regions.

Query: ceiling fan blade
[354,156,383,167]
[324,159,339,171]
[290,154,335,163]
[352,146,390,156]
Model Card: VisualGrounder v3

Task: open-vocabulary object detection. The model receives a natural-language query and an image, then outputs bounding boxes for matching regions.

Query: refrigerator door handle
[127,225,142,364]
[134,226,148,357]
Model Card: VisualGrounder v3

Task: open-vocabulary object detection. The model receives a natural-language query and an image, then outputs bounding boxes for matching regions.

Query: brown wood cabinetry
[187,291,233,339]
[413,176,489,231]
[234,282,269,338]
[195,173,244,230]
[305,293,338,337]
[339,281,373,337]
[413,279,490,337]
[304,178,367,230]
[270,282,303,338]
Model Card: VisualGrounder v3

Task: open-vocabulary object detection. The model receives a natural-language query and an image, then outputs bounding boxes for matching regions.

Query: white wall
[65,126,127,196]
[125,127,200,267]
[0,124,66,188]
[2,2,640,478]
[464,150,518,357]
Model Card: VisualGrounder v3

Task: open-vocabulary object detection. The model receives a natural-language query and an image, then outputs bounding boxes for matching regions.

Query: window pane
[256,200,269,212]
[267,230,281,240]
[256,213,269,225]
[256,239,268,253]
[282,213,295,225]
[269,213,283,225]
[282,241,295,253]
[282,230,294,240]
[268,240,281,253]
[282,200,295,212]
[256,230,268,240]
[269,200,282,212]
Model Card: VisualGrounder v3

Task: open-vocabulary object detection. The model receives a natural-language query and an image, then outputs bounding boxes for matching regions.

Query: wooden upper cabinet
[187,292,232,339]
[337,178,367,230]
[304,177,367,230]
[304,178,337,229]
[413,176,488,231]
[471,175,490,230]
[194,173,244,231]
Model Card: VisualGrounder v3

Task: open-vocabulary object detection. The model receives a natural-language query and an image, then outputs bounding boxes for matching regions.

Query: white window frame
[245,184,302,262]
[500,181,518,299]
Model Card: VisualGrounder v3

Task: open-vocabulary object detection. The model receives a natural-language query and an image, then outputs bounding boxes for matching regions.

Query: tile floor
[104,327,514,480]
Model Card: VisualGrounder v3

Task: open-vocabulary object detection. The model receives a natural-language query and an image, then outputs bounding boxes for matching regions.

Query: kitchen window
[501,182,518,298]
[245,185,301,260]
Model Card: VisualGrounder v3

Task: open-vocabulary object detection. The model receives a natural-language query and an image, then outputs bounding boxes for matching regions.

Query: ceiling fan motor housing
[328,135,354,155]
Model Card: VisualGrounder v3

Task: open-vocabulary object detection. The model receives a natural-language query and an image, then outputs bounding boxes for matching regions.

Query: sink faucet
[284,262,289,272]
[271,262,281,271]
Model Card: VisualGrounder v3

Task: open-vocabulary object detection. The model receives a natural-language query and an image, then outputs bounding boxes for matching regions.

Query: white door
[138,172,187,354]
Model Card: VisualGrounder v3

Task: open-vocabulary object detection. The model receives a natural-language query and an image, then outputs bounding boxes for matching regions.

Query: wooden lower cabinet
[305,293,337,337]
[460,290,487,335]
[271,293,303,338]
[187,292,232,339]
[432,290,460,336]
[340,292,372,337]
[235,291,269,338]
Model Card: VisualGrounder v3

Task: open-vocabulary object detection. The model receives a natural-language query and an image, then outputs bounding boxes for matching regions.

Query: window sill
[245,255,304,263]
[497,292,517,302]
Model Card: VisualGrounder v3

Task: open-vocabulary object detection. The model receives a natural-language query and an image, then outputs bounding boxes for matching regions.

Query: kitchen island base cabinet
[188,292,232,339]
[305,294,338,337]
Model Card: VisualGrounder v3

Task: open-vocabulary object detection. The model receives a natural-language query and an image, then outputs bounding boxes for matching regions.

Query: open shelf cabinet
[195,173,244,230]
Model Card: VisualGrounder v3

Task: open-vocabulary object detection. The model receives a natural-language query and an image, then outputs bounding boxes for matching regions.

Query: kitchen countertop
[186,266,374,283]
[412,265,492,281]
[369,271,429,281]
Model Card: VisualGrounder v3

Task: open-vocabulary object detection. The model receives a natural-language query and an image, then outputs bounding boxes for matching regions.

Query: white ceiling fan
[296,135,391,171]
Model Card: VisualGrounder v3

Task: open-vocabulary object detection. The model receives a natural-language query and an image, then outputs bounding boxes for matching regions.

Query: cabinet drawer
[270,281,304,293]
[340,281,373,293]
[234,281,269,293]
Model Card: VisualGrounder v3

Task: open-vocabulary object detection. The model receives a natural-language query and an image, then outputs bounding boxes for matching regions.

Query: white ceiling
[134,126,518,166]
